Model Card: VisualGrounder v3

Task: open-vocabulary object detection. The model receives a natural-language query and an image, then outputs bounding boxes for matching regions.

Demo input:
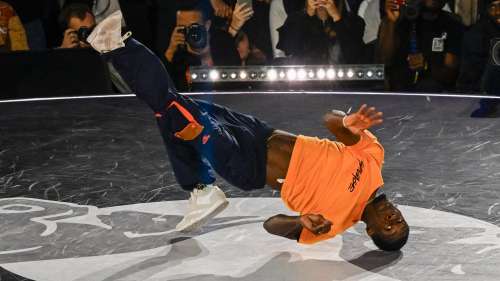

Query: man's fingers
[357,104,368,115]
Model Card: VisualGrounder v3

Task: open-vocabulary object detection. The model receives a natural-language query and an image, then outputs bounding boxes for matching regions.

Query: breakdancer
[86,11,409,250]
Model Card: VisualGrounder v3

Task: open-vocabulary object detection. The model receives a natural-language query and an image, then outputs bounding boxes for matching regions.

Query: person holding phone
[376,0,464,92]
[276,0,366,65]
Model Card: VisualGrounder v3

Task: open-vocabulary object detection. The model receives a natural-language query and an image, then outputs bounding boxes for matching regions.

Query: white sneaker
[176,185,229,232]
[87,10,131,53]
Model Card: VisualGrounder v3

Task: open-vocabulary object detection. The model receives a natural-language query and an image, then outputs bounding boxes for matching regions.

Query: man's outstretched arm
[263,214,332,240]
[323,104,383,146]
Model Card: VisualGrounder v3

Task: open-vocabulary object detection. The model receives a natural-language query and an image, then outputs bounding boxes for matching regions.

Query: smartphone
[236,0,253,11]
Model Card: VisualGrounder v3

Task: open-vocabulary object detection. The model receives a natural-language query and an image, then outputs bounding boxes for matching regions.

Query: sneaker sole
[176,200,229,233]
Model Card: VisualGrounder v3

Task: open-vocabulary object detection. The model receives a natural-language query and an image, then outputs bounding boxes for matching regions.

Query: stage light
[326,68,335,80]
[209,70,219,80]
[239,71,247,79]
[189,65,384,83]
[297,69,307,80]
[267,69,278,81]
[317,68,326,79]
[287,69,297,80]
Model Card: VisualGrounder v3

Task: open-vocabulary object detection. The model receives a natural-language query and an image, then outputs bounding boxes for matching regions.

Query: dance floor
[1,93,499,280]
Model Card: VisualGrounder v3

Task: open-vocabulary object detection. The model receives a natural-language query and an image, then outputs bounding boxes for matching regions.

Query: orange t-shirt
[280,130,384,244]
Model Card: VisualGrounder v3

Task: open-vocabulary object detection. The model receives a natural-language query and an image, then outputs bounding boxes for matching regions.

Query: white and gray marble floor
[1,93,500,280]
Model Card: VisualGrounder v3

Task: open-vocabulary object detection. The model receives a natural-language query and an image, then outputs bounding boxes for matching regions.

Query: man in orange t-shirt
[263,104,409,251]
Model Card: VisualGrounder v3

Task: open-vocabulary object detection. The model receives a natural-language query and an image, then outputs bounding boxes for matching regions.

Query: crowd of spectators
[1,0,499,100]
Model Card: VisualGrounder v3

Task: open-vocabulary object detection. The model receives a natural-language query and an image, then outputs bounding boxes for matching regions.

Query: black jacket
[457,19,500,94]
[276,9,366,64]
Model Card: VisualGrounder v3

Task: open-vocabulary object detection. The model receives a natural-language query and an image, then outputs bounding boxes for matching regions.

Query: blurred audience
[4,0,60,49]
[377,0,464,92]
[276,0,366,64]
[0,1,29,52]
[164,2,245,91]
[269,0,304,60]
[458,0,500,117]
[58,3,95,48]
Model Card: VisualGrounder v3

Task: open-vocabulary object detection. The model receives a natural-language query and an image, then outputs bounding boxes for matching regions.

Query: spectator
[0,1,29,52]
[376,0,464,92]
[4,0,61,49]
[164,2,251,91]
[269,0,306,61]
[276,0,366,64]
[236,31,267,65]
[457,0,500,117]
[210,0,273,63]
[58,3,95,48]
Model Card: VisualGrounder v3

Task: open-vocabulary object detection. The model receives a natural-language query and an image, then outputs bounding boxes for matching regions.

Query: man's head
[176,4,211,55]
[487,0,500,26]
[362,194,409,251]
[59,3,96,31]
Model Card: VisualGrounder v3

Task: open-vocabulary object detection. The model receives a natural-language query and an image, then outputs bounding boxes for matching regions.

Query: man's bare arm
[263,214,332,240]
[323,111,360,146]
[324,104,383,146]
[263,214,303,240]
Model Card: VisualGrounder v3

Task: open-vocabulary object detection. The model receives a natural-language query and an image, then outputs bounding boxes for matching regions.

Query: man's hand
[306,0,320,16]
[300,214,332,235]
[60,29,79,49]
[407,53,425,70]
[343,104,383,134]
[210,0,232,18]
[165,26,186,62]
[385,0,402,23]
[228,3,253,36]
[318,0,342,22]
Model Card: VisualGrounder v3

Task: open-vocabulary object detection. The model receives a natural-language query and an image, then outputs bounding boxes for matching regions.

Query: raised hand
[165,26,186,61]
[318,0,341,21]
[386,0,402,23]
[60,29,79,49]
[343,104,384,134]
[306,0,320,16]
[230,3,254,34]
[300,214,332,235]
[211,0,232,18]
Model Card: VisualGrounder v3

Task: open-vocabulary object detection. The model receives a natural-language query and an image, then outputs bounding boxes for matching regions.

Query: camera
[491,38,500,66]
[396,0,422,20]
[77,27,94,43]
[177,23,208,50]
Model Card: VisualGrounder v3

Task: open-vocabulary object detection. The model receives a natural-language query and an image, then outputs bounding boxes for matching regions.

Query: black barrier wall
[0,49,113,99]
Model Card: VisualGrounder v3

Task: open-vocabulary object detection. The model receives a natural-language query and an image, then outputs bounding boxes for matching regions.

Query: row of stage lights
[190,65,384,83]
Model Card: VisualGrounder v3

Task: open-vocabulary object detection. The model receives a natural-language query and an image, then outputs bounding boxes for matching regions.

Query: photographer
[376,0,464,92]
[58,3,95,49]
[458,0,500,117]
[164,3,249,91]
[276,0,366,64]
